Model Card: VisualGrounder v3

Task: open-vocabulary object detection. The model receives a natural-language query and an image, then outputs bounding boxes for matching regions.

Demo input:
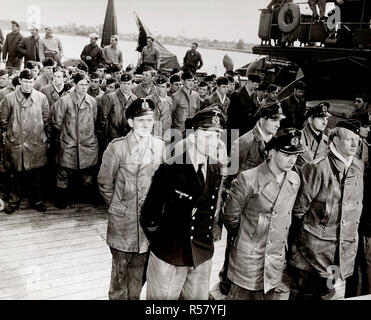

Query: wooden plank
[0,259,111,289]
[49,285,109,300]
[0,243,109,270]
[0,224,107,243]
[0,209,107,227]
[0,233,107,257]
[0,252,111,279]
[0,275,111,300]
[0,220,107,237]
[1,227,107,250]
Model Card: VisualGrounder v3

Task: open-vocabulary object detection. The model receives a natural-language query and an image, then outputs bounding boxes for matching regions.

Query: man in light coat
[0,69,50,214]
[224,128,304,300]
[98,98,165,300]
[171,71,200,134]
[289,119,364,300]
[52,73,99,208]
[218,102,286,296]
[295,102,331,168]
[149,74,172,143]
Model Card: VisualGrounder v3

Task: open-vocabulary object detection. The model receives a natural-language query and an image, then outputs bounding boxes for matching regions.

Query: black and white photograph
[1,0,371,308]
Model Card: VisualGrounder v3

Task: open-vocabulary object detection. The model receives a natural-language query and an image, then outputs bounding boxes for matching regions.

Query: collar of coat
[70,89,93,109]
[151,92,170,105]
[257,161,299,186]
[328,145,363,176]
[15,87,37,104]
[126,130,157,155]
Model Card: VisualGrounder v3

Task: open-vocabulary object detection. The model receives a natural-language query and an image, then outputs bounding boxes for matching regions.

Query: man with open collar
[98,98,165,300]
[140,106,226,300]
[289,119,364,300]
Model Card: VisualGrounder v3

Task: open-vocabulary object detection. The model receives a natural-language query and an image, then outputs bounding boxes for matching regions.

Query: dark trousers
[5,56,22,70]
[227,283,275,300]
[56,166,94,189]
[8,167,44,209]
[289,267,346,300]
[109,247,149,300]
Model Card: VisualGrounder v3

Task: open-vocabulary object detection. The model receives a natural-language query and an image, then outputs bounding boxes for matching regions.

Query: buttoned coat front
[290,151,364,280]
[0,87,50,171]
[97,132,165,253]
[96,89,137,144]
[140,151,223,267]
[52,90,98,170]
[149,92,172,143]
[171,88,200,133]
[295,124,329,168]
[223,161,301,293]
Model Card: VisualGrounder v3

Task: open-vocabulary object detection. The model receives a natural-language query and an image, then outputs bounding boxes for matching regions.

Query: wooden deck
[0,201,227,300]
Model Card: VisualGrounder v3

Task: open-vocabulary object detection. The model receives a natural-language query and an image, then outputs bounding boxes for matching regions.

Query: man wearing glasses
[80,33,105,74]
[103,35,123,69]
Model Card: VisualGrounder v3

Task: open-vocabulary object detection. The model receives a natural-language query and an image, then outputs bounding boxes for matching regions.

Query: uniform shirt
[183,50,203,70]
[103,45,123,66]
[141,46,160,66]
[43,35,63,56]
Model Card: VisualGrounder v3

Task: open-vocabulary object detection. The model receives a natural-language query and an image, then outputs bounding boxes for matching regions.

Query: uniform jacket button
[209,226,212,230]
[192,216,196,220]
[190,236,193,240]
[191,226,194,230]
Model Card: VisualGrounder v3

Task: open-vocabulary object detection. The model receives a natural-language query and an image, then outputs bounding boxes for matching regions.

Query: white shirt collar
[329,142,353,171]
[256,122,273,143]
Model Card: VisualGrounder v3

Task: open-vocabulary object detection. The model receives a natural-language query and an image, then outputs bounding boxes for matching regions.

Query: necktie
[197,163,205,189]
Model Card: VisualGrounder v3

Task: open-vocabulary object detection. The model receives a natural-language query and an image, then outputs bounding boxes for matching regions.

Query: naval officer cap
[42,57,55,67]
[306,102,331,118]
[186,106,226,132]
[125,98,155,119]
[266,128,304,154]
[336,119,361,135]
[255,102,286,120]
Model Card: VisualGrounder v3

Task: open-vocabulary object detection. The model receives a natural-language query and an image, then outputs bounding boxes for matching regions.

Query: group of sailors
[0,21,371,301]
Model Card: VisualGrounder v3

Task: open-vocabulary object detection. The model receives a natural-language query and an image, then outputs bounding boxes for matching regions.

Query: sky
[0,0,273,43]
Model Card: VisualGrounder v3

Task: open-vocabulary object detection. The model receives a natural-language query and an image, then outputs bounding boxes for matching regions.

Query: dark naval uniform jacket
[140,151,223,267]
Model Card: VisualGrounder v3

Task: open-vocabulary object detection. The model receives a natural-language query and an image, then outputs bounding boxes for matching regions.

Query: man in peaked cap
[289,119,364,300]
[98,97,166,300]
[224,128,303,300]
[227,73,261,136]
[141,106,226,300]
[96,72,138,147]
[218,102,286,296]
[295,102,331,168]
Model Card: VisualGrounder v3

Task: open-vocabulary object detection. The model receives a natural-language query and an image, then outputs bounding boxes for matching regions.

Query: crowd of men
[1,21,371,301]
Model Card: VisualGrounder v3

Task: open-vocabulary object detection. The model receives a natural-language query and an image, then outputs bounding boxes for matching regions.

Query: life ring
[278,3,300,33]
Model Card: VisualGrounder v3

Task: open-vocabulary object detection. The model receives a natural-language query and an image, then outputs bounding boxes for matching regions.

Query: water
[2,29,261,75]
